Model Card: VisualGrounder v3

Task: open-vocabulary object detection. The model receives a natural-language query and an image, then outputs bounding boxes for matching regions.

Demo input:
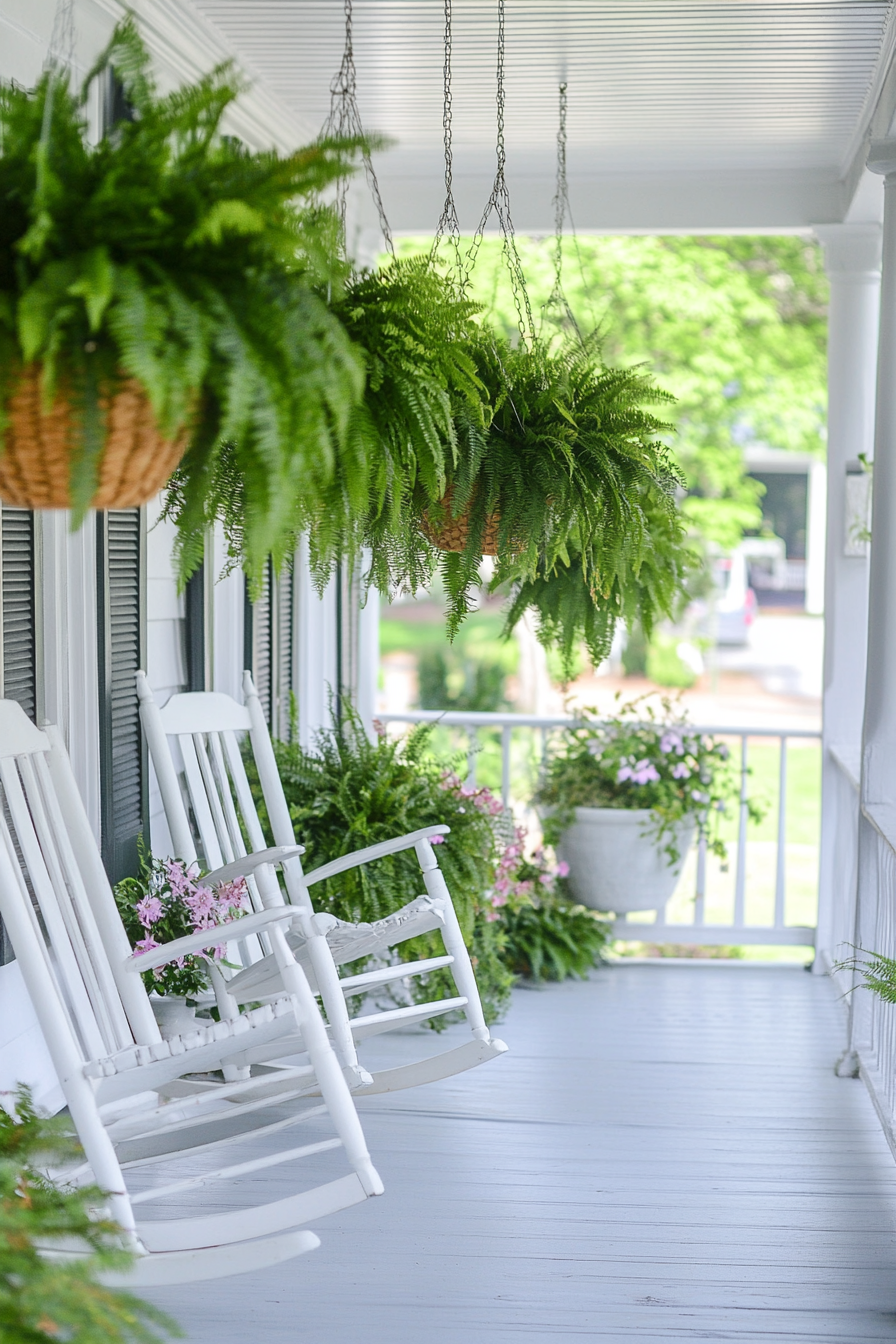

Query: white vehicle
[712,549,757,646]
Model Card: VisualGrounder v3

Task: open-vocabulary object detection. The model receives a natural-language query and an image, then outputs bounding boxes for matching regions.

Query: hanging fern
[182,256,490,595]
[500,479,698,679]
[0,15,367,574]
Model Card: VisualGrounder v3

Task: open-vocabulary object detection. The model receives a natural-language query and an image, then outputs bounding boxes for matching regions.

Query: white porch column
[861,145,896,809]
[814,225,880,964]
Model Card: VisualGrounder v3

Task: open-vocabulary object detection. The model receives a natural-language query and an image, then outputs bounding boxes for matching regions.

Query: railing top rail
[378,709,821,739]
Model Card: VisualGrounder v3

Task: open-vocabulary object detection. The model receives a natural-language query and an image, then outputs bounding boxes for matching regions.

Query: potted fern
[0,16,363,570]
[164,255,488,593]
[412,333,687,641]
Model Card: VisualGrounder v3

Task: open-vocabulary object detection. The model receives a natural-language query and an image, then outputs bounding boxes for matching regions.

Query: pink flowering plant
[488,831,611,980]
[537,694,756,864]
[114,852,249,998]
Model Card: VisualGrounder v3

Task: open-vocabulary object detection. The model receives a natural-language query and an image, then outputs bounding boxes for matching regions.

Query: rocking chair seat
[228,893,447,1001]
[83,997,301,1092]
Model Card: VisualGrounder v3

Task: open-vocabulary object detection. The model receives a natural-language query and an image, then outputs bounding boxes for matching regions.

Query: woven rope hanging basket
[420,486,502,556]
[0,365,190,510]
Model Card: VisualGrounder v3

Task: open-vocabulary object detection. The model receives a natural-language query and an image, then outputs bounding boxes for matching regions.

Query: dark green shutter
[248,560,273,727]
[0,507,38,964]
[0,507,37,722]
[275,564,294,740]
[244,560,292,737]
[97,509,147,884]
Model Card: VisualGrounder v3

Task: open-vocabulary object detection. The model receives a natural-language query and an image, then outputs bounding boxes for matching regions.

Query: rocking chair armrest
[124,906,301,972]
[304,826,451,887]
[202,846,306,887]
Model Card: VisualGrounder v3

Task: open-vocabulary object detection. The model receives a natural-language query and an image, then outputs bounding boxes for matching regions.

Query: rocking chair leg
[305,929,370,1086]
[270,926,383,1197]
[415,839,490,1040]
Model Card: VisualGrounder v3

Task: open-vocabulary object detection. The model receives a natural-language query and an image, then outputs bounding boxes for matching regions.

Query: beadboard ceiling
[189,0,896,231]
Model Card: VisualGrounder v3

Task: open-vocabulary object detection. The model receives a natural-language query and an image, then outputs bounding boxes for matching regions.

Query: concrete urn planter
[555,807,695,914]
[150,995,200,1039]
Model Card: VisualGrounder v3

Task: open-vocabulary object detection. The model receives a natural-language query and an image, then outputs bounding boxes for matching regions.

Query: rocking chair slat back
[0,722,141,1065]
[141,678,290,915]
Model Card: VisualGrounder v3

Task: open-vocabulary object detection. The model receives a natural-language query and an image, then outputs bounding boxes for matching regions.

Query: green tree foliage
[0,1087,177,1343]
[401,235,828,551]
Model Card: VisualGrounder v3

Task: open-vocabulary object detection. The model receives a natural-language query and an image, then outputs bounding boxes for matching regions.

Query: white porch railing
[379,711,820,950]
[827,749,896,1151]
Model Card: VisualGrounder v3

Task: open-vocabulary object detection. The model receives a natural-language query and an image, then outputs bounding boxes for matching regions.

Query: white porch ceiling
[191,0,896,232]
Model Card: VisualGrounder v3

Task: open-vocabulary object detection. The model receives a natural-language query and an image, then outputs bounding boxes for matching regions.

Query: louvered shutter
[0,507,38,965]
[244,560,293,737]
[0,508,37,721]
[97,509,147,884]
[275,564,294,740]
[246,560,273,727]
[185,562,206,692]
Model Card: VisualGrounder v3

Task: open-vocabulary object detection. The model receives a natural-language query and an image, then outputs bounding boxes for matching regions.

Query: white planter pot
[555,807,695,914]
[150,996,199,1039]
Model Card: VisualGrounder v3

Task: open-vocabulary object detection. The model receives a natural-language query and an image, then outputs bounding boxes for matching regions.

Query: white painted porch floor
[145,965,896,1343]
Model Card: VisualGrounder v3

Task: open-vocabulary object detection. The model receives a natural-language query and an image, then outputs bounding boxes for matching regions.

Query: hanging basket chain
[45,0,76,73]
[544,81,582,340]
[465,0,536,346]
[430,0,465,285]
[322,0,394,258]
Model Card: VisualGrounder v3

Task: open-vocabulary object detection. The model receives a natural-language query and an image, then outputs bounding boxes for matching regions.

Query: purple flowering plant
[114,852,249,998]
[537,693,759,864]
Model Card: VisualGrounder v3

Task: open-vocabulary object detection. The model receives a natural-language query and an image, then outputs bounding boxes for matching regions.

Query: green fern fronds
[1,14,367,561]
[0,1086,178,1342]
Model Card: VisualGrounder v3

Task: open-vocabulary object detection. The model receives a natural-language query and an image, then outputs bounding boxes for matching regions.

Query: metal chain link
[322,0,394,259]
[45,0,76,73]
[431,0,464,284]
[465,0,536,346]
[544,81,582,340]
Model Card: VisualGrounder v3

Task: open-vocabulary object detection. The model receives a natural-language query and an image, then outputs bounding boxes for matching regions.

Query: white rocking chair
[137,670,508,1095]
[0,699,383,1287]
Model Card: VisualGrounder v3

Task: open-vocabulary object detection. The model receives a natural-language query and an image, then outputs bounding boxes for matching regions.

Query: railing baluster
[501,725,512,810]
[694,830,707,927]
[774,736,788,929]
[734,734,749,929]
[466,726,477,787]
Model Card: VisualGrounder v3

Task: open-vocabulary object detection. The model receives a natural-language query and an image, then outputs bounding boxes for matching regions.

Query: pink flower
[164,859,193,896]
[134,935,159,956]
[429,834,445,845]
[185,885,216,919]
[619,759,659,785]
[539,873,553,886]
[494,875,513,896]
[556,860,570,878]
[135,895,163,927]
[660,731,684,755]
[514,880,534,898]
[672,762,690,779]
[484,910,500,922]
[490,892,508,908]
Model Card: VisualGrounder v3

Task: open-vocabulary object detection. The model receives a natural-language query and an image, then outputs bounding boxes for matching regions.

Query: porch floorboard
[144,965,896,1342]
